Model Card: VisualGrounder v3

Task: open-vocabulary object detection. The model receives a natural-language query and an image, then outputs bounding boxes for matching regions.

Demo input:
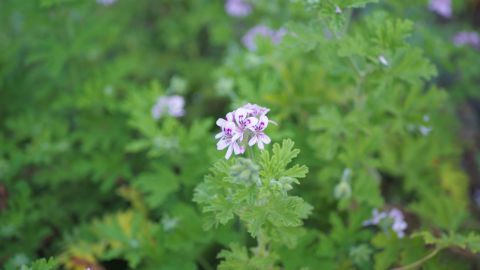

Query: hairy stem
[247,141,256,160]
[255,229,269,257]
[391,247,442,270]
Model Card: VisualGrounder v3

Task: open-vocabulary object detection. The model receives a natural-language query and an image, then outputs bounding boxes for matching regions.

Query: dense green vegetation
[1,0,480,269]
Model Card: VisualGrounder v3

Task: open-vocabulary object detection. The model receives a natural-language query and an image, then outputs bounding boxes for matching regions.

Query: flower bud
[334,180,351,200]
[230,158,261,186]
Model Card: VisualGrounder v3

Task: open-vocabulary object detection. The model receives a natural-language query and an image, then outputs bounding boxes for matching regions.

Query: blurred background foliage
[1,0,480,269]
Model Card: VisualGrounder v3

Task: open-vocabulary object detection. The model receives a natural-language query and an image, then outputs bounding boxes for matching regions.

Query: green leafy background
[1,0,480,269]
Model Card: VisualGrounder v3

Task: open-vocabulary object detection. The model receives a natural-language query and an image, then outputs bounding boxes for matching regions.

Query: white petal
[260,134,271,144]
[224,121,236,130]
[225,144,233,159]
[258,140,264,150]
[245,117,258,128]
[232,131,243,142]
[259,115,269,130]
[234,108,249,125]
[248,136,258,146]
[215,132,223,139]
[216,118,226,127]
[233,143,242,154]
[226,112,234,122]
[217,139,229,150]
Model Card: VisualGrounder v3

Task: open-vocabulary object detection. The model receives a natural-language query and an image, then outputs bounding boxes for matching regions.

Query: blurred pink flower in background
[225,0,252,17]
[363,208,408,238]
[453,31,480,49]
[428,0,452,18]
[151,95,185,120]
[242,25,287,51]
[96,0,116,5]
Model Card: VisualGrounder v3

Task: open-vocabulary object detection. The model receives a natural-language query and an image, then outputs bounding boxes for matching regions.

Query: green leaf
[217,244,278,270]
[134,166,179,208]
[415,231,480,254]
[20,258,58,270]
[260,139,308,182]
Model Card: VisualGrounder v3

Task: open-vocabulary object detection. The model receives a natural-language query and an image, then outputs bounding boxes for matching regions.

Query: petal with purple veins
[217,139,229,150]
[260,134,271,144]
[249,136,258,146]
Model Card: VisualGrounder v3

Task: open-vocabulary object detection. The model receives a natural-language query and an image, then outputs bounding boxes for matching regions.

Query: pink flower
[215,103,273,159]
[363,208,408,238]
[428,0,452,18]
[453,31,480,49]
[97,0,116,5]
[363,209,387,226]
[248,115,271,150]
[335,5,342,14]
[216,121,244,159]
[151,95,185,120]
[242,25,287,51]
[388,209,407,238]
[242,103,270,116]
[234,108,258,132]
[225,0,252,17]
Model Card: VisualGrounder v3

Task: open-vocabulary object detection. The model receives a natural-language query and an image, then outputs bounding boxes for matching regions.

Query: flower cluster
[151,95,185,120]
[242,25,287,51]
[215,103,272,159]
[428,0,452,18]
[363,208,408,238]
[453,31,480,49]
[225,0,252,17]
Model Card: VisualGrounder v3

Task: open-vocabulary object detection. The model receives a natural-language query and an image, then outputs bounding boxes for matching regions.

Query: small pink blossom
[216,121,244,159]
[428,0,452,18]
[225,0,252,17]
[453,31,480,49]
[363,208,408,238]
[151,95,185,120]
[248,115,271,150]
[242,103,270,116]
[335,5,342,14]
[97,0,116,5]
[242,25,287,51]
[363,209,387,226]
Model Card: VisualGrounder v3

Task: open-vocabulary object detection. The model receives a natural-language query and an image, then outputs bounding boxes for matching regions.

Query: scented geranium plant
[195,104,312,269]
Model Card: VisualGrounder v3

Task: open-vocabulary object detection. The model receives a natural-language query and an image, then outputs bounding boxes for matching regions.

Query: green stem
[255,230,269,257]
[247,140,256,160]
[391,247,442,270]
